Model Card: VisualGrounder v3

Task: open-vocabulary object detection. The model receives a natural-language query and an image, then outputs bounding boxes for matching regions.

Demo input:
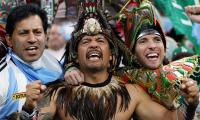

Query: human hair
[68,9,119,70]
[6,4,48,36]
[133,23,166,51]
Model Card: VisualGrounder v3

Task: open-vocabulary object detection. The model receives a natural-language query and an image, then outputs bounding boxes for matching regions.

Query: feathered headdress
[113,1,200,112]
[68,0,119,69]
[116,0,166,66]
[118,0,166,49]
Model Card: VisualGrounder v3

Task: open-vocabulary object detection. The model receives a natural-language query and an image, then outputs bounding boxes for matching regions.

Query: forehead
[14,15,43,31]
[81,34,106,40]
[137,34,162,41]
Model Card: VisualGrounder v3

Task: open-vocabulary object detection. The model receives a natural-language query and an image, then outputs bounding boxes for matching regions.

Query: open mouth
[146,53,159,60]
[25,46,38,54]
[86,50,102,61]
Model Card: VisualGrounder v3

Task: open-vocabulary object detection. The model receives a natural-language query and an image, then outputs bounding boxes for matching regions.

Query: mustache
[86,48,103,58]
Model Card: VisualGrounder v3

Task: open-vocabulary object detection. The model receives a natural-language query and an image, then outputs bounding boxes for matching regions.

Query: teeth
[147,53,158,57]
[89,53,100,60]
[27,46,37,50]
[89,53,99,57]
[86,50,102,60]
[89,57,99,60]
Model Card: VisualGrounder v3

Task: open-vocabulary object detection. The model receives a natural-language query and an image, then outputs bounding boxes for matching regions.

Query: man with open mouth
[64,1,199,120]
[0,4,63,119]
[20,1,199,120]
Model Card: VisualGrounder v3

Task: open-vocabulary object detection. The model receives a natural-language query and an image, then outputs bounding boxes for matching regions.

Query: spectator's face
[77,34,112,72]
[48,24,66,50]
[134,34,165,69]
[8,15,46,63]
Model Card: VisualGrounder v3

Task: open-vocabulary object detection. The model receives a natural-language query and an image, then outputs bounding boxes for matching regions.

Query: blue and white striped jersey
[0,50,63,119]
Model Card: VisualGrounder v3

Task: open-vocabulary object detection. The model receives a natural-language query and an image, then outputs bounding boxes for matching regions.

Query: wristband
[20,108,37,120]
[185,101,199,120]
[64,62,79,71]
[22,105,34,114]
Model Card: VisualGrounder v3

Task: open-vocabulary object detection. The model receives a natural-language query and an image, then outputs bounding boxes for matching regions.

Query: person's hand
[180,78,199,106]
[64,67,84,85]
[185,5,200,23]
[24,80,46,110]
[38,87,61,115]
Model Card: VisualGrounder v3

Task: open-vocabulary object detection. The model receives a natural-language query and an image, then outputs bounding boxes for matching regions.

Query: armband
[64,62,79,71]
[20,108,37,120]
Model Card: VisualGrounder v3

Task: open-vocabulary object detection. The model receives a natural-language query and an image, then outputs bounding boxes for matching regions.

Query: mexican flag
[154,0,200,55]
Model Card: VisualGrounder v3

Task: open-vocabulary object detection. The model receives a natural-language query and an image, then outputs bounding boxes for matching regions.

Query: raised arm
[35,90,58,120]
[130,79,199,120]
[64,63,84,85]
[179,78,199,120]
[19,80,57,120]
[185,5,200,23]
[130,84,181,120]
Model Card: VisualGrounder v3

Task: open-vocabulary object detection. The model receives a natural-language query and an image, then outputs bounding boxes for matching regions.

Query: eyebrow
[96,35,105,39]
[137,37,147,41]
[82,35,105,39]
[81,37,90,40]
[154,36,162,39]
[17,26,43,30]
[137,35,162,40]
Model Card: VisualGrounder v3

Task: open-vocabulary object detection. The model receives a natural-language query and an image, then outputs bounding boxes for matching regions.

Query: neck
[83,70,109,84]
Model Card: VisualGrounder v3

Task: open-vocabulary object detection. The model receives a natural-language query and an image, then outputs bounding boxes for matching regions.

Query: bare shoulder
[125,84,144,94]
[112,76,144,96]
[125,83,151,102]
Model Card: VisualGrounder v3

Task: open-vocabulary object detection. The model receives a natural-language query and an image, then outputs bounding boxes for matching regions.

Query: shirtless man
[22,5,199,119]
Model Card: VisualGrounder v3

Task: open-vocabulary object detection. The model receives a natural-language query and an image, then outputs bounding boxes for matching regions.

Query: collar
[82,73,112,88]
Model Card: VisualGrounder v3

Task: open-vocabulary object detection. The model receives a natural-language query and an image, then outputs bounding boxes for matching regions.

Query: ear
[75,55,79,64]
[45,33,47,40]
[110,55,112,61]
[110,50,113,61]
[5,35,12,48]
[76,59,79,63]
[44,33,48,46]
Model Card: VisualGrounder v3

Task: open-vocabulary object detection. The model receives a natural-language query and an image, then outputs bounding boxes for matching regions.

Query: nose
[27,32,37,43]
[89,39,99,48]
[148,40,157,49]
